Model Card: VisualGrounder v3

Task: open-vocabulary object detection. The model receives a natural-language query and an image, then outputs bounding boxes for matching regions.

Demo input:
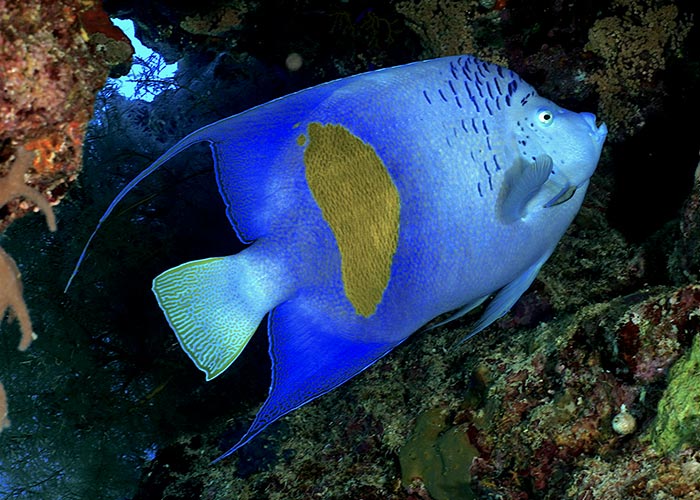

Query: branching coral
[0,146,56,432]
[0,246,34,351]
[0,382,8,431]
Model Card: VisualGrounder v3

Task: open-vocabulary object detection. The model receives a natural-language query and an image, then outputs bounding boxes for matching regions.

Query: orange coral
[0,148,57,232]
[0,246,34,351]
[0,382,8,431]
[0,146,57,432]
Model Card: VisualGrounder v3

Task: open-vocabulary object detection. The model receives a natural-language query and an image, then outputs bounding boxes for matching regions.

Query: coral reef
[669,156,700,283]
[0,147,56,428]
[129,168,700,499]
[0,382,8,431]
[0,148,57,235]
[0,0,131,439]
[0,0,133,231]
[585,0,693,140]
[649,334,700,454]
[396,0,507,64]
[0,0,697,497]
[399,408,478,500]
[118,1,699,498]
[569,447,700,498]
[0,247,34,353]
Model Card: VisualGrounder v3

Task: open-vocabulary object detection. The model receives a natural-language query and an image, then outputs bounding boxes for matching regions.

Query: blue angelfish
[67,55,607,461]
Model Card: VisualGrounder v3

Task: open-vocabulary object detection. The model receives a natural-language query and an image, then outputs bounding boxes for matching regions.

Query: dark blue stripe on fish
[497,65,504,78]
[482,119,489,134]
[439,89,448,102]
[485,99,493,116]
[494,77,503,95]
[450,62,458,79]
[471,118,479,134]
[508,79,518,95]
[483,161,491,178]
[471,96,480,113]
[486,82,494,100]
[488,175,493,190]
[477,182,483,197]
[505,94,511,106]
[493,154,501,171]
[448,80,457,94]
[486,136,492,151]
[464,81,474,99]
[455,95,462,108]
[423,90,432,104]
[461,119,469,134]
[462,66,473,81]
[495,96,501,110]
[475,80,484,98]
[470,150,478,162]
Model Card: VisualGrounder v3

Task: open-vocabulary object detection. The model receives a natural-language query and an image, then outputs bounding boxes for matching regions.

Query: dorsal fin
[63,123,218,291]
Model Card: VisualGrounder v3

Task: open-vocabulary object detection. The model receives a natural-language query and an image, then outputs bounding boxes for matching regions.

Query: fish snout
[580,112,607,146]
[595,122,608,145]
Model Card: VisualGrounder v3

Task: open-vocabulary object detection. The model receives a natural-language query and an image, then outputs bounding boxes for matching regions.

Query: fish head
[509,92,608,206]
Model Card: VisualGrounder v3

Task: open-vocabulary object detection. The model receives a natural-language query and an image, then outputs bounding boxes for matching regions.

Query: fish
[66,55,607,461]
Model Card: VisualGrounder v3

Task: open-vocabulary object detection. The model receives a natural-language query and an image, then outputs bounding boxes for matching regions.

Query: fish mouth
[593,122,608,145]
[581,112,608,146]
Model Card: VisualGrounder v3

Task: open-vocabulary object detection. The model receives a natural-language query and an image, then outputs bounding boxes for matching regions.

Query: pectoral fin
[499,155,553,223]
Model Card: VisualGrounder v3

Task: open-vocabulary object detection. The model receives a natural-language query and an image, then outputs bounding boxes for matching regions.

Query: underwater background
[0,0,699,498]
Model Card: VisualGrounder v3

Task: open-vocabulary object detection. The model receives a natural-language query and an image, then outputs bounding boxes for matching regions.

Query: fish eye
[537,109,554,126]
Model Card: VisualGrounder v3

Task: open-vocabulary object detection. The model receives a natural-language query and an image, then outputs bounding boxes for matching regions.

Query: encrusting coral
[0,146,57,431]
[585,0,692,140]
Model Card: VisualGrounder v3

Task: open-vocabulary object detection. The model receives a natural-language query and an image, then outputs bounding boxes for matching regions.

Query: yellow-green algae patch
[399,408,478,500]
[649,334,700,454]
[302,122,400,317]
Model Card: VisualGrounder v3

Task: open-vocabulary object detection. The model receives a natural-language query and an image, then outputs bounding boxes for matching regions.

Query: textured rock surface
[2,0,699,498]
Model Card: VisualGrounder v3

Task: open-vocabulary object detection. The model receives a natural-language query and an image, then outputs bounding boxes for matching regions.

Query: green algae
[399,408,478,500]
[649,334,700,454]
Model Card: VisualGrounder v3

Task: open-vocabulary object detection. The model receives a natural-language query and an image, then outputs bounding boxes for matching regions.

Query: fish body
[68,56,607,460]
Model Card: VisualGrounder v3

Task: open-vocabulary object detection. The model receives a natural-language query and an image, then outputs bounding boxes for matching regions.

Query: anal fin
[212,297,401,462]
[459,248,555,343]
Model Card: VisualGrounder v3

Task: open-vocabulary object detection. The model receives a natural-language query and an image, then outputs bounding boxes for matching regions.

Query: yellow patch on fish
[301,122,400,317]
